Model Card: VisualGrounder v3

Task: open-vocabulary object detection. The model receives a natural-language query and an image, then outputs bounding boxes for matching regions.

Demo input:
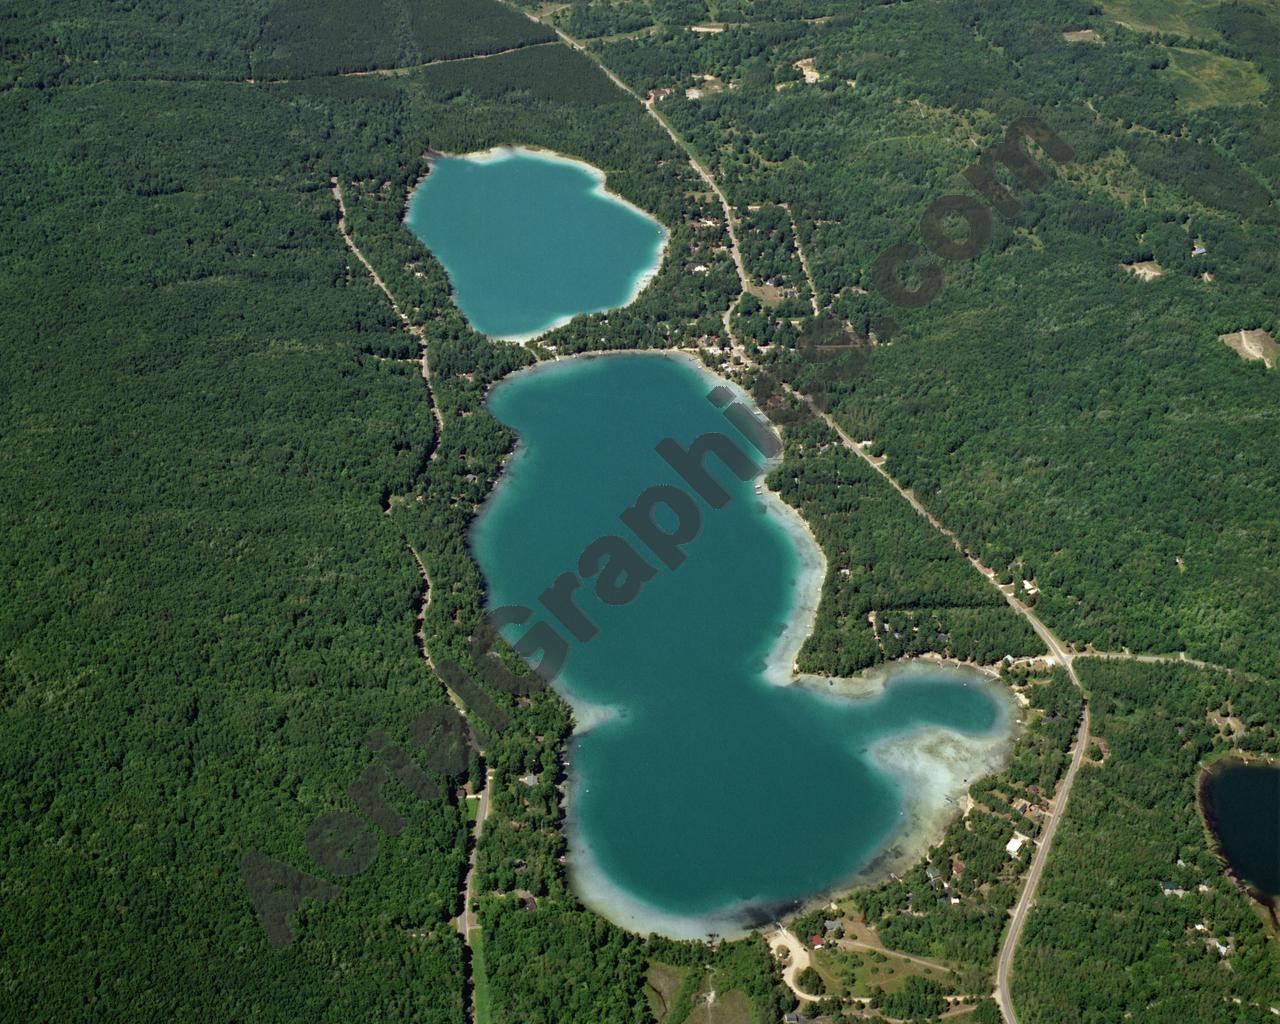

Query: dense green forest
[253,0,555,80]
[761,410,1040,675]
[1014,660,1280,1022]
[4,0,1280,1022]
[0,70,470,1023]
[588,0,1280,679]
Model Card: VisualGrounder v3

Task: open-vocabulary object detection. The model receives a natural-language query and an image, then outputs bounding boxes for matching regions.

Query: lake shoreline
[565,662,1018,941]
[1196,755,1280,929]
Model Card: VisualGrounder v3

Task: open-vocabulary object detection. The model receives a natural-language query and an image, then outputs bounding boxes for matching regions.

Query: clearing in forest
[682,989,751,1024]
[1123,260,1163,280]
[795,57,821,83]
[1219,328,1278,369]
[1162,47,1268,110]
[1062,28,1103,42]
[1100,0,1224,40]
[645,963,686,1022]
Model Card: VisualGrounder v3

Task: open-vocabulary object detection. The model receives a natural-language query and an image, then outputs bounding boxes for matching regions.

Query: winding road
[333,181,487,1023]
[331,22,1181,1022]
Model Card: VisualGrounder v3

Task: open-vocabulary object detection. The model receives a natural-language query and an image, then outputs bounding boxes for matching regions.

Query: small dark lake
[1202,760,1280,899]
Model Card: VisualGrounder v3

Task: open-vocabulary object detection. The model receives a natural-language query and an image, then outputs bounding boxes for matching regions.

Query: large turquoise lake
[405,148,667,341]
[473,354,1012,936]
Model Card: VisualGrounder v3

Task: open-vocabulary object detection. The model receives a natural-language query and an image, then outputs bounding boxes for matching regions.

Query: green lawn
[816,946,952,998]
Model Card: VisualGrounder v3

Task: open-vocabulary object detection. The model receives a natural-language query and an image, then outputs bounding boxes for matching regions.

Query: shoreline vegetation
[477,349,1019,940]
[409,145,670,343]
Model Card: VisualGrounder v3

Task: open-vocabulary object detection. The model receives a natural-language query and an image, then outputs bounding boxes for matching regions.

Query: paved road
[532,20,755,297]
[457,768,497,941]
[781,390,1093,1024]
[379,20,1098,1022]
[994,698,1089,1022]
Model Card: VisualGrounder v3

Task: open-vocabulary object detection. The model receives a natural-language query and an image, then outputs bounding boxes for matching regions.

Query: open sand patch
[1123,260,1163,280]
[794,57,821,83]
[1219,329,1277,369]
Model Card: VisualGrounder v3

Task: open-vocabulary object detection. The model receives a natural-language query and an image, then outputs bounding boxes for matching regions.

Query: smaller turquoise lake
[404,148,668,341]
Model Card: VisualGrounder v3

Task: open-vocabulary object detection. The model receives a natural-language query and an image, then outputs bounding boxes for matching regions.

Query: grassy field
[814,945,952,998]
[679,989,751,1024]
[1101,0,1225,39]
[1163,46,1269,109]
[644,963,687,1022]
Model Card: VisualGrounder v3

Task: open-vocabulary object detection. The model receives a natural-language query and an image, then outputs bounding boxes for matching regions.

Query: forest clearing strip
[780,201,821,315]
[251,40,558,85]
[1082,649,1268,680]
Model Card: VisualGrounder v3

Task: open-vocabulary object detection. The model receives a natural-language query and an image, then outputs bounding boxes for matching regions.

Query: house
[822,919,841,933]
[1192,244,1207,256]
[926,865,943,886]
[784,1013,815,1024]
[808,935,825,949]
[1161,882,1188,897]
[1006,835,1026,857]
